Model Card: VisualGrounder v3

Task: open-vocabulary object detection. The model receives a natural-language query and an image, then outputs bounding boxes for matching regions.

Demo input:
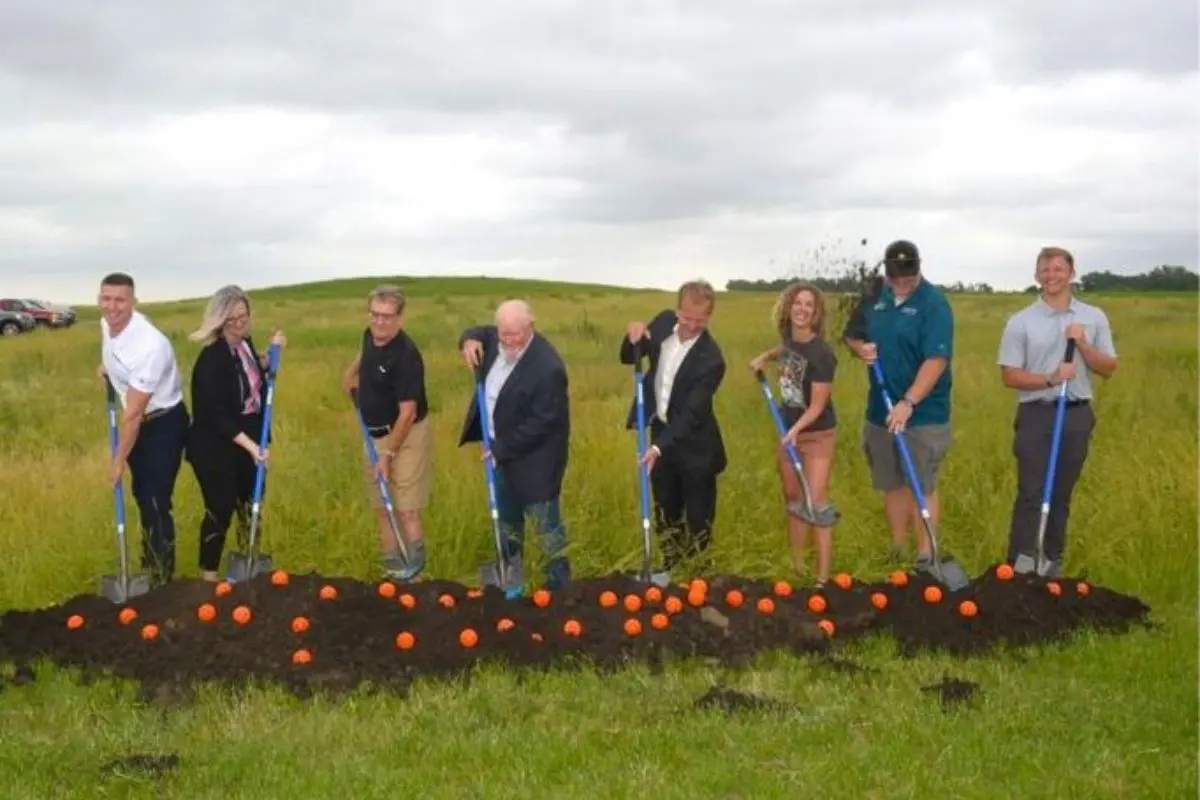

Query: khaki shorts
[861,421,951,494]
[365,417,434,512]
[793,427,837,459]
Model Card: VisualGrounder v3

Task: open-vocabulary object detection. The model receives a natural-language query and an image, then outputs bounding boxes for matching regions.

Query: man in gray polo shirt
[997,246,1119,576]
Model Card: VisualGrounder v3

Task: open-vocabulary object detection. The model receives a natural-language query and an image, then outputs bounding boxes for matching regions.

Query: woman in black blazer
[185,285,286,582]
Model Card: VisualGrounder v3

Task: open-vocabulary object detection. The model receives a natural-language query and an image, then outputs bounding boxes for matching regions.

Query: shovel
[632,351,657,584]
[100,378,151,603]
[349,389,415,577]
[226,343,281,583]
[472,369,521,597]
[754,369,824,526]
[1021,338,1078,578]
[869,358,970,592]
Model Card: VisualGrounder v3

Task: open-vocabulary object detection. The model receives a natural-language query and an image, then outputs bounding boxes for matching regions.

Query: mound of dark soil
[0,565,1151,701]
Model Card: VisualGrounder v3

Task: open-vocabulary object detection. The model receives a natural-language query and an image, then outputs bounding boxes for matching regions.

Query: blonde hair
[772,282,828,340]
[676,279,715,312]
[189,285,251,345]
[1036,246,1075,273]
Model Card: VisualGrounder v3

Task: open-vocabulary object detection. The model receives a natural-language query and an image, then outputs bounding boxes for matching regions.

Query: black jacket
[186,336,269,465]
[619,309,727,475]
[457,325,570,505]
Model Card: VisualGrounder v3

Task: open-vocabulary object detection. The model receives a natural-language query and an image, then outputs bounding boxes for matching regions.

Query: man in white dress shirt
[620,281,728,582]
[98,272,190,584]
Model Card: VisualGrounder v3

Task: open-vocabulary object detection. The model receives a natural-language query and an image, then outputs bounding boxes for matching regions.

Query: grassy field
[0,277,1195,798]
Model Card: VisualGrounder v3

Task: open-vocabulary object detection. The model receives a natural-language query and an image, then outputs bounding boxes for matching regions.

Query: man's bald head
[495,299,535,359]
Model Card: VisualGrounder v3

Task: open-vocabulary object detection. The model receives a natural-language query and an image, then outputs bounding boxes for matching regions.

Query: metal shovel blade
[100,572,152,604]
[225,551,273,583]
[480,558,523,598]
[916,554,971,592]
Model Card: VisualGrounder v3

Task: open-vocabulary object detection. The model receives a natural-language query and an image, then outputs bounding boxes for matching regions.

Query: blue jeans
[494,467,570,589]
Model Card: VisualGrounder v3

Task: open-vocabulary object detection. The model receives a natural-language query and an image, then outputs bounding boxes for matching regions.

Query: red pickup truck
[0,298,77,328]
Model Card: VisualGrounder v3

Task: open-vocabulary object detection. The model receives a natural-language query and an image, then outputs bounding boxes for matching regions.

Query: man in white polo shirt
[98,272,190,584]
[997,246,1119,577]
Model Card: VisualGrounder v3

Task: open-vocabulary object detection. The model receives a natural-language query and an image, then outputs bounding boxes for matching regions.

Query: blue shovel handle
[1041,338,1078,509]
[249,343,280,508]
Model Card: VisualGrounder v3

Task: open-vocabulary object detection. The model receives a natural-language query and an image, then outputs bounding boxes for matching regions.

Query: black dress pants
[1006,400,1096,563]
[649,448,718,571]
[191,437,261,572]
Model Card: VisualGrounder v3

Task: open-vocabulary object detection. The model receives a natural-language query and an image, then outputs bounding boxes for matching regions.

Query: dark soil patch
[921,675,982,711]
[694,686,796,714]
[0,565,1151,702]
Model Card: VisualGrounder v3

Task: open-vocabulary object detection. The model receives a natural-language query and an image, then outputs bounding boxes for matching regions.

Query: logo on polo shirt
[901,306,918,316]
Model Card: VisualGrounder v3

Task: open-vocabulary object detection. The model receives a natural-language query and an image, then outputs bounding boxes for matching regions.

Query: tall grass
[0,279,1194,797]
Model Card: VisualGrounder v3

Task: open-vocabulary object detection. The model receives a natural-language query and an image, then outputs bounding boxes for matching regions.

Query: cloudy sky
[1,0,1196,303]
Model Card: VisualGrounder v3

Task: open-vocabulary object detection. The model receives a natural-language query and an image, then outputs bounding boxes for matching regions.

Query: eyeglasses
[227,313,250,325]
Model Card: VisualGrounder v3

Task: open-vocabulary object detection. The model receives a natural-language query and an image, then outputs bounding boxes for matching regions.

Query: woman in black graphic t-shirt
[749,282,839,585]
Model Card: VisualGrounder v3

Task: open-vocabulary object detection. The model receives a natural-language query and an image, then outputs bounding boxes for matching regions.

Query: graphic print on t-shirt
[779,347,809,410]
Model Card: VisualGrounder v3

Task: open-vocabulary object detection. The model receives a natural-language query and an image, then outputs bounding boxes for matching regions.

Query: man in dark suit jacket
[620,280,727,585]
[458,299,571,593]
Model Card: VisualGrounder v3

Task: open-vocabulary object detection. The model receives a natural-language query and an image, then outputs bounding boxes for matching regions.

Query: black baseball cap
[883,240,920,277]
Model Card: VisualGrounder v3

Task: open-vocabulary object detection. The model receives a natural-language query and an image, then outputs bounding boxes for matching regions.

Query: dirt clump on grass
[0,565,1152,701]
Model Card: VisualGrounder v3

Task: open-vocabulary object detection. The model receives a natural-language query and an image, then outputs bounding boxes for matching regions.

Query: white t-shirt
[101,310,183,414]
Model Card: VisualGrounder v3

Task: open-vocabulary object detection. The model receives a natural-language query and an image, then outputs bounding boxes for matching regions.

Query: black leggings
[191,447,259,572]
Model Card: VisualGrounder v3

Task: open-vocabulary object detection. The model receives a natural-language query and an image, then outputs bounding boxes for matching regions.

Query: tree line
[726,264,1198,295]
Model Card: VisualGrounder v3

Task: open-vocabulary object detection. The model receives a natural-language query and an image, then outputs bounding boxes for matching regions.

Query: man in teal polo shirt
[843,240,954,567]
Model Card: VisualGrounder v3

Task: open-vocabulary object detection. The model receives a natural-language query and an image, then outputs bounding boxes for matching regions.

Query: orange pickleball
[292,649,311,665]
[651,613,669,630]
[598,590,618,608]
[923,586,943,604]
[66,614,84,630]
[232,605,252,624]
[270,570,289,586]
[664,596,683,614]
[395,631,415,650]
[291,616,309,633]
[624,618,642,636]
[532,589,551,607]
[807,594,826,613]
[724,589,744,608]
[118,607,138,625]
[197,603,217,622]
[459,628,479,648]
[563,619,582,636]
[756,597,775,615]
[870,592,888,610]
[623,594,642,612]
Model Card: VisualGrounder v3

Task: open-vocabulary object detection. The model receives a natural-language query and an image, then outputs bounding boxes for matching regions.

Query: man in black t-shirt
[342,285,434,579]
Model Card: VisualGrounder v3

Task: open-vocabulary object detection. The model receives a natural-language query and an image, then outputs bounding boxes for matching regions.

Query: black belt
[143,402,181,422]
[366,423,393,437]
[1030,399,1089,408]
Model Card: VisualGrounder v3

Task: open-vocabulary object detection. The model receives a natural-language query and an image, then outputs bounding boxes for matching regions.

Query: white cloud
[0,0,1194,303]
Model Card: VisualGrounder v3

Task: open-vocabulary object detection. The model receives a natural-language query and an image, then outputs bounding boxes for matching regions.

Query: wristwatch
[901,393,918,407]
